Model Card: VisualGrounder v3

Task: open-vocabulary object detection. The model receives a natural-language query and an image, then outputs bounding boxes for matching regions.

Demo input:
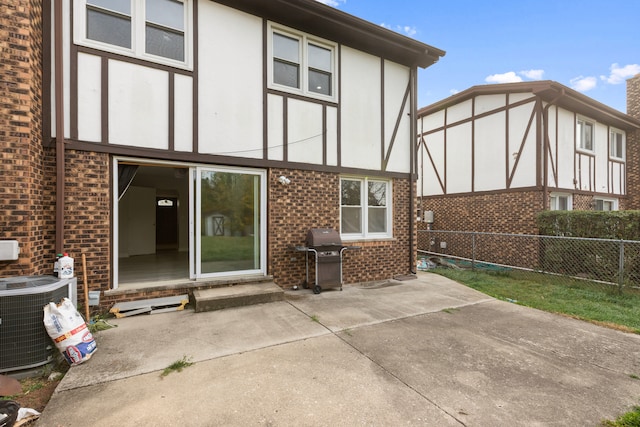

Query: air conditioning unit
[0,276,77,373]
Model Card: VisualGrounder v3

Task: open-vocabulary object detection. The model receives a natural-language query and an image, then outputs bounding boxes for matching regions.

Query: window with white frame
[610,129,625,160]
[594,198,618,211]
[577,118,594,152]
[76,0,191,67]
[340,177,392,239]
[269,25,336,100]
[550,193,572,211]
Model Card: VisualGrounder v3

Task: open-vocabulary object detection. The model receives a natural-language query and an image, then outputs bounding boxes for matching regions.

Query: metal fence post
[472,232,476,271]
[618,240,624,294]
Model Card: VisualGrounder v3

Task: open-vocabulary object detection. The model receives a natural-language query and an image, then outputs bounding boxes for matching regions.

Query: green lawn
[200,235,256,262]
[432,268,640,334]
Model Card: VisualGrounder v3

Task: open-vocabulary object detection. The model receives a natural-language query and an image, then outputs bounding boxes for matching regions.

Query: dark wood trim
[418,186,623,200]
[75,45,194,76]
[265,88,339,108]
[419,186,543,199]
[383,78,411,171]
[418,96,536,137]
[507,101,536,189]
[65,139,412,180]
[423,137,445,193]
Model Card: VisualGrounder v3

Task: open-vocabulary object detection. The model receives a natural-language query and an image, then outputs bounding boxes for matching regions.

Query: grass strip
[432,268,640,334]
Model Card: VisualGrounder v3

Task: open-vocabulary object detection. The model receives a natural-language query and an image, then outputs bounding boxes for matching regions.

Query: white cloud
[314,0,345,7]
[450,89,460,95]
[600,63,640,84]
[380,23,418,37]
[570,76,597,92]
[520,69,544,80]
[485,72,523,84]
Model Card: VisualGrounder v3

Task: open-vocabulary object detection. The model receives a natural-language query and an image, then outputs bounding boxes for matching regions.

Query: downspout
[54,1,65,254]
[409,66,417,274]
[541,90,564,210]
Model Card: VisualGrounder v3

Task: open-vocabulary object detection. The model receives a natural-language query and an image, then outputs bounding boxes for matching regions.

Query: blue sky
[316,0,640,113]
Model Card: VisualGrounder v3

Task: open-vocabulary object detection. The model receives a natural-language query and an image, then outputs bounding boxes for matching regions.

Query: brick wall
[269,169,416,288]
[418,190,544,235]
[0,0,51,277]
[626,74,640,209]
[60,150,111,291]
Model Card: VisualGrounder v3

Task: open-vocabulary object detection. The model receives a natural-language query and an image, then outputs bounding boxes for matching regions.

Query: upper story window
[76,0,192,68]
[577,118,594,152]
[550,193,572,211]
[610,128,625,160]
[269,24,337,101]
[340,177,392,239]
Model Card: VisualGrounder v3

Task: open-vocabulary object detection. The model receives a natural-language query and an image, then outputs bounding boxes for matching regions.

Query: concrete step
[192,281,284,313]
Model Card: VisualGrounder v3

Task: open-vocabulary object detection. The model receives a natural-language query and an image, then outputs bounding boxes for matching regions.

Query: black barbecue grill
[295,228,360,294]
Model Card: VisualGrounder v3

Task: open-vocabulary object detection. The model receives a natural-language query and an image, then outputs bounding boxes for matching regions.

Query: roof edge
[210,0,445,68]
[418,81,640,130]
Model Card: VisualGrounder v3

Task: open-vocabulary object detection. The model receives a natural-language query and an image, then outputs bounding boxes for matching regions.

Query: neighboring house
[416,80,640,235]
[0,0,445,307]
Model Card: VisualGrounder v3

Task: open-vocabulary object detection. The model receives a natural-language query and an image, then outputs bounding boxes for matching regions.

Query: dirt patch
[1,361,69,425]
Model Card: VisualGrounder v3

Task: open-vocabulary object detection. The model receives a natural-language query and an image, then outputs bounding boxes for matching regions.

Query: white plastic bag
[43,298,97,365]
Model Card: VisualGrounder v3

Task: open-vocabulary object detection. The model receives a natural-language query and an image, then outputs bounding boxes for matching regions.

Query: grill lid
[306,228,342,247]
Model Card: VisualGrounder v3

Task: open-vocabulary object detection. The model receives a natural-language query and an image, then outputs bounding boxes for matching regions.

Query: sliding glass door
[194,167,265,278]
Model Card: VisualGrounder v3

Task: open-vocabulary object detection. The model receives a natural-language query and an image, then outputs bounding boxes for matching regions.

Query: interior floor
[118,251,189,289]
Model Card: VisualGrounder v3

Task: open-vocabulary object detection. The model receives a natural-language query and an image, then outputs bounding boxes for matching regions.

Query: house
[416,80,640,235]
[0,0,445,307]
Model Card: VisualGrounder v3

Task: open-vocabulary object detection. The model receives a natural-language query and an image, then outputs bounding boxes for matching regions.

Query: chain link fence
[417,230,640,294]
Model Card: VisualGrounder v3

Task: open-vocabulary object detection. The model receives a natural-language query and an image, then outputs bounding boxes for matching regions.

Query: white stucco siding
[610,162,624,194]
[474,113,506,191]
[419,130,445,196]
[576,154,593,191]
[109,61,169,149]
[594,123,609,193]
[475,94,506,115]
[446,123,472,193]
[509,93,535,105]
[508,102,537,188]
[556,108,576,189]
[174,74,193,152]
[421,110,445,133]
[287,99,323,165]
[383,61,411,173]
[76,53,102,142]
[340,46,382,170]
[326,106,338,166]
[267,94,284,161]
[447,99,472,124]
[198,3,263,158]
